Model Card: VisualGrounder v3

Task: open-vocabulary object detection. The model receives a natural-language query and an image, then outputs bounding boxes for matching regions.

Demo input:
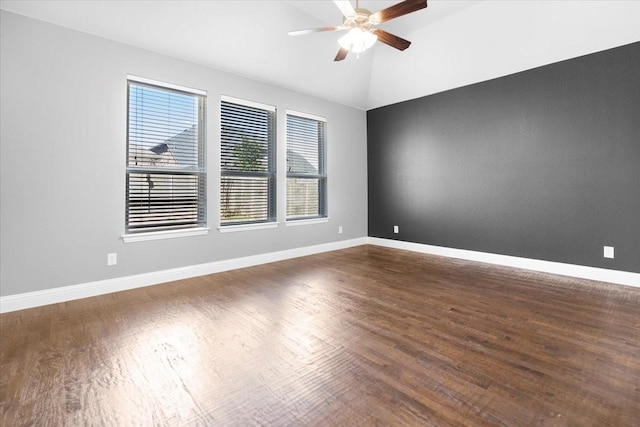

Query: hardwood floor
[1,245,638,426]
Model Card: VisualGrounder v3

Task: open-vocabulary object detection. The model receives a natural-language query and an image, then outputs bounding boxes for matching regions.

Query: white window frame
[219,95,277,230]
[122,76,208,243]
[285,109,327,223]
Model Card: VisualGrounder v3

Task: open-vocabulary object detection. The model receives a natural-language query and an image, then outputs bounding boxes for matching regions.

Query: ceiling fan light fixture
[338,28,377,53]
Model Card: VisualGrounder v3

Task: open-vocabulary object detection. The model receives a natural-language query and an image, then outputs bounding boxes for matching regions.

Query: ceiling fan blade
[288,26,344,36]
[371,29,411,51]
[371,0,427,24]
[334,0,356,18]
[334,47,349,61]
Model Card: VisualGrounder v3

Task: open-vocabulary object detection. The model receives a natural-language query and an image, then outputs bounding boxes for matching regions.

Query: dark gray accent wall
[367,42,640,274]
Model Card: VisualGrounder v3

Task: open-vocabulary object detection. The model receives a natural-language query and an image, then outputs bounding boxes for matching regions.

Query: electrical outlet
[107,253,117,266]
[338,226,343,234]
[603,246,614,259]
[393,225,399,234]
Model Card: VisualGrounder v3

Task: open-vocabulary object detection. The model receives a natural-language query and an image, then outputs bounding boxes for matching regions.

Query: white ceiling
[2,0,639,110]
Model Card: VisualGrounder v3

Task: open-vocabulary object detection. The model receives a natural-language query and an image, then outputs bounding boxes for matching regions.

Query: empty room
[1,0,639,425]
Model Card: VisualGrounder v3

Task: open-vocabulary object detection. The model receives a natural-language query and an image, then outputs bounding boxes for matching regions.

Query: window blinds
[126,80,206,233]
[220,98,276,225]
[286,113,327,220]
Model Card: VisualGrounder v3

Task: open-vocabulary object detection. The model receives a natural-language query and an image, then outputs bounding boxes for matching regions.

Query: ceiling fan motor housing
[343,8,375,30]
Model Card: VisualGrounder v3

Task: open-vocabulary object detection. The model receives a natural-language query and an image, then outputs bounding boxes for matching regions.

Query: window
[286,112,327,220]
[126,77,206,234]
[220,96,276,226]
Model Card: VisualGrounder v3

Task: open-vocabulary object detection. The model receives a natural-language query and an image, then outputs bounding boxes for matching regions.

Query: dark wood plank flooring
[1,245,639,426]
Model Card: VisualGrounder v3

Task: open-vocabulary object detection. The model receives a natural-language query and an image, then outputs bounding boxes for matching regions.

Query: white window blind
[126,79,206,233]
[220,97,276,225]
[286,112,327,220]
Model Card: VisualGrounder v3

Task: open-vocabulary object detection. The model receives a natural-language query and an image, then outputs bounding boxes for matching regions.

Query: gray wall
[0,11,368,296]
[368,42,640,274]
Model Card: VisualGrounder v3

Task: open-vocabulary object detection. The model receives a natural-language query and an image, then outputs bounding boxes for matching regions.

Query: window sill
[218,222,278,233]
[122,227,209,243]
[285,217,329,227]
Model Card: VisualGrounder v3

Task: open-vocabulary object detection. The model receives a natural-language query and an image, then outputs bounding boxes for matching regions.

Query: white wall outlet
[603,246,614,259]
[107,253,117,266]
[338,226,343,234]
[393,225,399,234]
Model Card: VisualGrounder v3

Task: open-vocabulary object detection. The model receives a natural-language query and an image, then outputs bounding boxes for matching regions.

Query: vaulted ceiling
[2,0,639,110]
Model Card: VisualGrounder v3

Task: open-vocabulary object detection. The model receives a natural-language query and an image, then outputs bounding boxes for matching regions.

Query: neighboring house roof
[287,149,317,175]
[130,125,197,168]
[164,125,197,166]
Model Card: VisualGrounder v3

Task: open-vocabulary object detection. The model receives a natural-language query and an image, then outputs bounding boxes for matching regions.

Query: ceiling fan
[288,0,428,61]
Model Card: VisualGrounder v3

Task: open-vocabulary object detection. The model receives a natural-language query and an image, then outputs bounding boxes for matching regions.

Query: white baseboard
[367,237,640,288]
[3,236,637,314]
[0,238,367,314]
